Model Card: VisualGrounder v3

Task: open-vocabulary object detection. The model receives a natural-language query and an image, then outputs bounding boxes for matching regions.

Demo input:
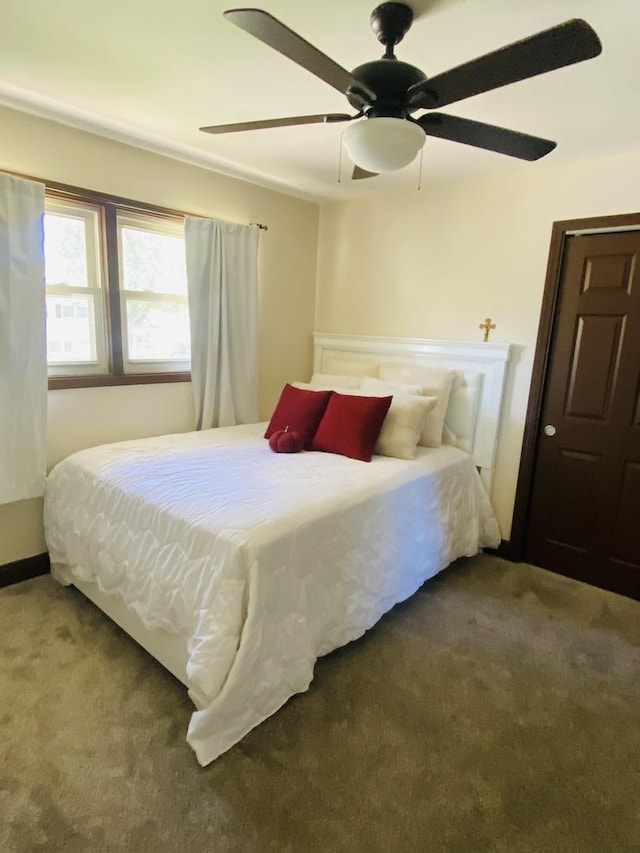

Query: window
[117,213,190,373]
[44,199,107,376]
[43,186,191,388]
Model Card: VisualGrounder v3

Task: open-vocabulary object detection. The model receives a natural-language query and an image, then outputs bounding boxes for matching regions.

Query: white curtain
[185,217,259,430]
[0,174,46,504]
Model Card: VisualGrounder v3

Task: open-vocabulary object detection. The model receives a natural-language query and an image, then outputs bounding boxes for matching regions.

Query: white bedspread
[44,423,499,765]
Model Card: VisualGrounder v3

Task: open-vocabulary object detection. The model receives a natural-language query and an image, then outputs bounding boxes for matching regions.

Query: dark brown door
[525,230,640,598]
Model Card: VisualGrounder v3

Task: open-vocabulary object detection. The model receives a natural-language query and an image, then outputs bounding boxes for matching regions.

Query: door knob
[544,424,556,437]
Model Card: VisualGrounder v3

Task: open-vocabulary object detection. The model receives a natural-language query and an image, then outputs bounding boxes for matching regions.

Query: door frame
[507,211,640,561]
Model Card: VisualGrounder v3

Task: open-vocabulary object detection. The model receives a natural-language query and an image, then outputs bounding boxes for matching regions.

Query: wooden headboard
[313,333,512,490]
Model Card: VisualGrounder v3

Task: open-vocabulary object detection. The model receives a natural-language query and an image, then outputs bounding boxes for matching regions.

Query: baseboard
[0,553,50,589]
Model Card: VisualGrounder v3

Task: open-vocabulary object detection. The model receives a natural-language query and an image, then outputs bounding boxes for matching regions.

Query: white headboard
[313,333,512,490]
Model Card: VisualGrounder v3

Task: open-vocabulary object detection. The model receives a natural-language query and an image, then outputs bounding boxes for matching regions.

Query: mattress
[44,422,500,765]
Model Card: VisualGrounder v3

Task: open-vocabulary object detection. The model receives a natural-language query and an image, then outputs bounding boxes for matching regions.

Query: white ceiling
[2,0,638,202]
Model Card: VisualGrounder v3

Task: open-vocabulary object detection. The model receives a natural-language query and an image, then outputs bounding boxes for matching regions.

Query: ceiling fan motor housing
[348,59,427,117]
[347,4,427,117]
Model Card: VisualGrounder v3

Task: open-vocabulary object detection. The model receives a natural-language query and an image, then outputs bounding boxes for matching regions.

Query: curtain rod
[1,168,269,231]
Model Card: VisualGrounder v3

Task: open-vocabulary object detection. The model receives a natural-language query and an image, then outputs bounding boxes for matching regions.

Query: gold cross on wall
[479,317,496,342]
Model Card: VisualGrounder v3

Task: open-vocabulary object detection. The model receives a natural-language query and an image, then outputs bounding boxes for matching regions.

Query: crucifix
[479,317,496,342]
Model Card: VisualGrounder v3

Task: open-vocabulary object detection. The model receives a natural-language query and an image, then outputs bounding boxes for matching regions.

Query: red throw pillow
[311,393,392,462]
[264,384,333,449]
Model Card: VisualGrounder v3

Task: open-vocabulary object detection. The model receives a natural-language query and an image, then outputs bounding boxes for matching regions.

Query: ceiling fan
[200,3,602,179]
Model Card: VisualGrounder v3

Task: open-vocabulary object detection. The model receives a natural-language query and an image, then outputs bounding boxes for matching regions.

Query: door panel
[610,461,640,566]
[565,314,623,419]
[525,231,640,598]
[543,448,600,551]
[583,252,635,292]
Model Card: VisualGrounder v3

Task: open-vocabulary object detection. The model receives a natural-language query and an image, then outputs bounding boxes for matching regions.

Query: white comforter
[44,423,499,765]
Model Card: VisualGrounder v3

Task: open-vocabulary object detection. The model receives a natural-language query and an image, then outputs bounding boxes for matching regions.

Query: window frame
[44,197,109,377]
[116,211,190,375]
[43,181,191,390]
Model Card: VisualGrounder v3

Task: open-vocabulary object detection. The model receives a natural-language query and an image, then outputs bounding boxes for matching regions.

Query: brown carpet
[1,555,639,853]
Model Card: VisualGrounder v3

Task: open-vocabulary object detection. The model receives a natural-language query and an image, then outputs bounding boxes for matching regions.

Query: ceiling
[1,0,638,202]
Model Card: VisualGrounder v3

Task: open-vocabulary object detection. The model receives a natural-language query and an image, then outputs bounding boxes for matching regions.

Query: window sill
[48,372,191,390]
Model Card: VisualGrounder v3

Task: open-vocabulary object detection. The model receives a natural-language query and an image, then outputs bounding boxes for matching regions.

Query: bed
[44,334,512,766]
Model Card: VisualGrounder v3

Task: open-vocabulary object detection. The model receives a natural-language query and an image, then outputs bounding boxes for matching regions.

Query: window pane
[121,226,187,295]
[44,213,89,287]
[126,300,191,361]
[46,295,97,363]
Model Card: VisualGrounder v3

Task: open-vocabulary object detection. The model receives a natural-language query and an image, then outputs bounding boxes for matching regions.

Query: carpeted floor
[1,555,639,853]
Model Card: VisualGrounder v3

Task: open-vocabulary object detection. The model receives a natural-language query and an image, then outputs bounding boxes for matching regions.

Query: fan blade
[417,113,556,161]
[408,19,602,110]
[200,113,354,134]
[352,166,379,180]
[224,8,376,103]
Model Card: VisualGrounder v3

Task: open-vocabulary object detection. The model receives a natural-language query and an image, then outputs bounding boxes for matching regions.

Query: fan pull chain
[417,146,424,191]
[337,134,343,183]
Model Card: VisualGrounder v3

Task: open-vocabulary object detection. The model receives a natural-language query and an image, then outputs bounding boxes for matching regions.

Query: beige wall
[3,103,639,561]
[0,105,319,564]
[315,149,640,537]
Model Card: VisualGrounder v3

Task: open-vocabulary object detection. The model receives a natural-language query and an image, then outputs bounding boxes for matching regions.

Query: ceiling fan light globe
[342,117,425,173]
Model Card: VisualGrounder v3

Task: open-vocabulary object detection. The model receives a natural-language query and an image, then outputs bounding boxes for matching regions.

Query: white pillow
[292,381,325,391]
[375,393,437,459]
[310,372,362,390]
[441,372,479,453]
[362,377,425,395]
[341,383,438,459]
[373,368,455,447]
